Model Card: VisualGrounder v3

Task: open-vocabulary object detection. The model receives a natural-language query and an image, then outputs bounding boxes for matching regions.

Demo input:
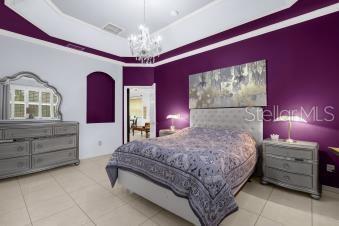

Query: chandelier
[128,0,162,64]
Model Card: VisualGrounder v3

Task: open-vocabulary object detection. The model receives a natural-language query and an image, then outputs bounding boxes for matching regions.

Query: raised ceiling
[51,0,216,38]
[5,0,298,57]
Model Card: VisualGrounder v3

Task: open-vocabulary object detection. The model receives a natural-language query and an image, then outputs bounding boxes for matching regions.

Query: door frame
[123,84,156,144]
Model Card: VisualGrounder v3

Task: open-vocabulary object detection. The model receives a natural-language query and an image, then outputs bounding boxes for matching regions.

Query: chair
[131,118,150,138]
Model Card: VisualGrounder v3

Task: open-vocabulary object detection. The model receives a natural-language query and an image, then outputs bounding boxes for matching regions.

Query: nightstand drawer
[266,168,312,189]
[266,156,313,176]
[265,144,313,160]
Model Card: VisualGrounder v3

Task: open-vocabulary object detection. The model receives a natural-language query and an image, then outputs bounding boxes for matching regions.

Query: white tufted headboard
[190,107,263,146]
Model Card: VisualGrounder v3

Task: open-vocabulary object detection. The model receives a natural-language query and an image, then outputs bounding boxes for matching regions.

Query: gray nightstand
[159,129,179,137]
[262,139,320,199]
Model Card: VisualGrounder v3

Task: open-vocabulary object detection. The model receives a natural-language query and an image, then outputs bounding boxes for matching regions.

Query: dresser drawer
[266,156,313,176]
[0,156,30,177]
[32,149,76,169]
[4,127,53,139]
[0,141,29,159]
[32,135,77,154]
[266,167,313,189]
[54,125,77,135]
[265,144,313,160]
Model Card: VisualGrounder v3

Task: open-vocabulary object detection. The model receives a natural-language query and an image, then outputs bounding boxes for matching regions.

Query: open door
[126,88,130,143]
[124,84,156,143]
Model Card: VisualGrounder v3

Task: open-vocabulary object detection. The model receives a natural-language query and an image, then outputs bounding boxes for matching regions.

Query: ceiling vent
[103,23,124,35]
[66,44,85,51]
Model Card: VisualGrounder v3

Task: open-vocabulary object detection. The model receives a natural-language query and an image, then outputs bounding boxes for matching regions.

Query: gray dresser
[262,139,320,199]
[0,121,79,179]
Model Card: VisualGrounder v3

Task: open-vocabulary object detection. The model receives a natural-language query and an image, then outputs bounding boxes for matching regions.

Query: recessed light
[170,10,179,17]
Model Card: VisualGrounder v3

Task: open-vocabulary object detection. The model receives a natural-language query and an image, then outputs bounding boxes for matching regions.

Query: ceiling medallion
[128,0,162,64]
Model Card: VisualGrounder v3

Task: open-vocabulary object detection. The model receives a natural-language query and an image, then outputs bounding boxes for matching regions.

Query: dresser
[0,121,79,179]
[262,139,320,199]
[159,129,180,137]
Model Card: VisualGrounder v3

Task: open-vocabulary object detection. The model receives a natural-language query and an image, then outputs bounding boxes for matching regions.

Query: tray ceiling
[51,0,216,38]
[5,0,298,57]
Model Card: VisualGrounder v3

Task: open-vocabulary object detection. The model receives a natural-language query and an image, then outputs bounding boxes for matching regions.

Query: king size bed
[106,108,263,226]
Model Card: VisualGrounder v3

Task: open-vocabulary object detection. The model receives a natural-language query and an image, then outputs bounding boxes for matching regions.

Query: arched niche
[87,72,115,123]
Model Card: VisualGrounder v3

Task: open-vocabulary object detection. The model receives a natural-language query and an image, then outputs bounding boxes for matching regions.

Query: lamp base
[286,138,295,143]
[170,125,175,131]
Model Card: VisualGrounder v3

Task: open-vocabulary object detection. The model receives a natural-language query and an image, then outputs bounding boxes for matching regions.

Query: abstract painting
[189,60,267,108]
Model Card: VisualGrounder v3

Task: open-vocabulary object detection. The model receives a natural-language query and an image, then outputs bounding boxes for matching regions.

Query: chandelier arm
[144,0,146,24]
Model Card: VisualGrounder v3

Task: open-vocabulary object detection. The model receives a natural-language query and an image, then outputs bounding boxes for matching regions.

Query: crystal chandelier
[128,0,162,64]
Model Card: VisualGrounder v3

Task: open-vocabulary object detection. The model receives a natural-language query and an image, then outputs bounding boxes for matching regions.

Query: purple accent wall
[123,67,155,86]
[154,12,339,188]
[87,72,115,123]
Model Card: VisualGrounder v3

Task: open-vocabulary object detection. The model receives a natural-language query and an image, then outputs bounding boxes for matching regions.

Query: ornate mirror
[0,72,62,121]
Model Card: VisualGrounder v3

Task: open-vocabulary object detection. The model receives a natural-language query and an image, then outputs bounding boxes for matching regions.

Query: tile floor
[0,154,338,226]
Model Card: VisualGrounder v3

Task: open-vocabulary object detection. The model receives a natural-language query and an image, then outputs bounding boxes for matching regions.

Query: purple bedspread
[106,127,257,226]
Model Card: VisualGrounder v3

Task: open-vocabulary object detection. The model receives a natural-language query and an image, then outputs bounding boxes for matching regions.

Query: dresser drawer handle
[283,175,290,181]
[17,146,24,152]
[294,158,304,162]
[283,163,290,170]
[37,144,43,149]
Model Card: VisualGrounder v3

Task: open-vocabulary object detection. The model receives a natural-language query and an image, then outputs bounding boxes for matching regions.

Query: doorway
[124,84,156,143]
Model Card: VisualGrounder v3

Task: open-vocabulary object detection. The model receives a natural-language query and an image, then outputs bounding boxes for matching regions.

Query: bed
[106,107,263,226]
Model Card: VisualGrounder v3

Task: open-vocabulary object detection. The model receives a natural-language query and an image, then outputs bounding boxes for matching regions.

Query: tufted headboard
[190,107,263,146]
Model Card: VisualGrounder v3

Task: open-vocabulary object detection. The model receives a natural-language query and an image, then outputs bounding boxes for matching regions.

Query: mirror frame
[0,72,63,121]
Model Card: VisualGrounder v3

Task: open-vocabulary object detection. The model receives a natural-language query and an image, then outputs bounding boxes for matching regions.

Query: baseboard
[322,185,339,194]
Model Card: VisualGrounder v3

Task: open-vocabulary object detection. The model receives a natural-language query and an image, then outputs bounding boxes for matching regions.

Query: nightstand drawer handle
[283,175,290,181]
[283,163,290,170]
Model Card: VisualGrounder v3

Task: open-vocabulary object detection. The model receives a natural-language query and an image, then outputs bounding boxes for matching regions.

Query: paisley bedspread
[106,127,257,226]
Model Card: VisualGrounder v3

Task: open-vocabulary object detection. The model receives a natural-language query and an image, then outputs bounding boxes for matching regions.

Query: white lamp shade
[274,115,307,123]
[166,114,181,120]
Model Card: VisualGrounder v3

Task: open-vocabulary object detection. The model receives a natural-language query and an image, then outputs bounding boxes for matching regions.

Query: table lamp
[274,115,307,143]
[166,114,181,131]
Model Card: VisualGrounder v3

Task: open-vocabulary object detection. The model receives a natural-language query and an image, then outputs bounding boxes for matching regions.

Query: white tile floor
[0,154,338,226]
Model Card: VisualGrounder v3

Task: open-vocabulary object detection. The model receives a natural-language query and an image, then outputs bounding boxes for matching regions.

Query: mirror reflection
[0,73,62,121]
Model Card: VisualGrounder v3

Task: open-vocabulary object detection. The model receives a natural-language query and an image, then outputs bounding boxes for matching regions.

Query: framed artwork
[189,60,267,108]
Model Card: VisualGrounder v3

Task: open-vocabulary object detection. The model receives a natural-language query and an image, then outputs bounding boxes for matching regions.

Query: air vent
[103,23,123,35]
[66,44,85,51]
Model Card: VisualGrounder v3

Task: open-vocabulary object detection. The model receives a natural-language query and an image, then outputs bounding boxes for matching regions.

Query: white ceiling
[51,0,215,38]
[5,0,298,58]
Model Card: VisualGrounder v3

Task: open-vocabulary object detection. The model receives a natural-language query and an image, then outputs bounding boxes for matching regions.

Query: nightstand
[159,129,179,137]
[262,139,320,199]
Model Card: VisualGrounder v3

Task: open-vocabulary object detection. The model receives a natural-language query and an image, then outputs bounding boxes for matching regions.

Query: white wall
[0,34,123,159]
